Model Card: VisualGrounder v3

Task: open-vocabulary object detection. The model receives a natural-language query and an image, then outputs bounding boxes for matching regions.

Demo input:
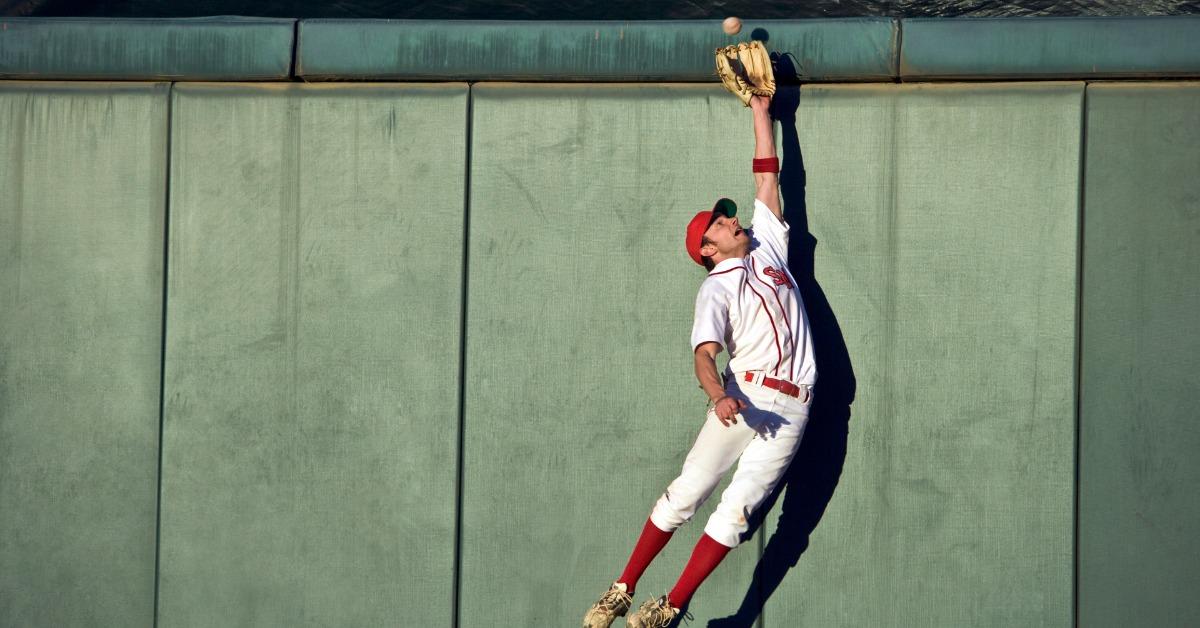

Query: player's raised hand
[715,395,748,427]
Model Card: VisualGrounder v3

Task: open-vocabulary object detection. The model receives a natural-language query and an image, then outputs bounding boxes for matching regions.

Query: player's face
[703,213,749,258]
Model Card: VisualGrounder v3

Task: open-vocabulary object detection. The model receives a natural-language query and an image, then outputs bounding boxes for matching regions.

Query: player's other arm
[750,95,782,221]
[694,341,747,427]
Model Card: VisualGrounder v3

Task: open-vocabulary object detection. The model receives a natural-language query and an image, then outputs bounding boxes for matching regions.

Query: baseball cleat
[625,595,683,628]
[582,581,633,628]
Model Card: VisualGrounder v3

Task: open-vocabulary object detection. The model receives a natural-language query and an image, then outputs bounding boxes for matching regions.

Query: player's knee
[707,490,766,543]
[703,513,748,548]
[727,475,778,511]
[667,471,720,509]
[650,493,689,530]
[652,473,719,526]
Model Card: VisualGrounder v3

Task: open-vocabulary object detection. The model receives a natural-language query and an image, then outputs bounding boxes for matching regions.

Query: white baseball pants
[649,373,812,548]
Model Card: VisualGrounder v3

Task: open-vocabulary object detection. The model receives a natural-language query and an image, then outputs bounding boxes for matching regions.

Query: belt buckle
[749,371,766,386]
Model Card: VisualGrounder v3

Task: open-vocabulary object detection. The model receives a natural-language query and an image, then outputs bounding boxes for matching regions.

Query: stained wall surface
[757,83,1081,627]
[157,83,467,627]
[0,82,168,627]
[1079,82,1200,628]
[460,82,1079,627]
[461,83,763,626]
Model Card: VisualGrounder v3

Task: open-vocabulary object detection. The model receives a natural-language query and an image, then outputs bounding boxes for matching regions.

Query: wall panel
[0,81,167,627]
[1079,82,1200,628]
[158,83,467,627]
[760,83,1081,627]
[461,83,764,625]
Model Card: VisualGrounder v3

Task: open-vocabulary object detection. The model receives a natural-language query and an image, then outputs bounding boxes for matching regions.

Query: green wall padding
[296,19,897,81]
[461,83,1080,626]
[158,83,467,627]
[1,70,1195,628]
[1079,82,1200,628]
[756,83,1080,627]
[0,81,168,628]
[461,83,766,625]
[0,17,296,80]
[901,17,1200,80]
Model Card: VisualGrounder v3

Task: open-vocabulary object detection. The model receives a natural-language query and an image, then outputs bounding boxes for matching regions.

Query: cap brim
[712,198,737,218]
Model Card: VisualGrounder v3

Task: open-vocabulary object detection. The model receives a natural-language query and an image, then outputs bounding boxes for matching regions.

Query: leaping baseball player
[582,87,817,628]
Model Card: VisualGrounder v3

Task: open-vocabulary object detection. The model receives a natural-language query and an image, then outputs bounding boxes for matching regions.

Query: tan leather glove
[714,41,776,107]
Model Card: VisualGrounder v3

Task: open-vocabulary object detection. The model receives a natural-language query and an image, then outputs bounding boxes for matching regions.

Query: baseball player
[582,93,817,628]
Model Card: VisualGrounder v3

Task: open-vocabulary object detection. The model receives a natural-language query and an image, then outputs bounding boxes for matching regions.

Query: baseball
[722,17,742,36]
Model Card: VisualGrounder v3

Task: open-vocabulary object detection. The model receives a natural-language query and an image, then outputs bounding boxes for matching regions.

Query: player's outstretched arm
[694,342,747,427]
[750,95,782,221]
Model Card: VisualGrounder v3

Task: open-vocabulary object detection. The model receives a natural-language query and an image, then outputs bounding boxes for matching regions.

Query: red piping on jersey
[743,269,784,377]
[750,258,795,382]
[707,266,746,277]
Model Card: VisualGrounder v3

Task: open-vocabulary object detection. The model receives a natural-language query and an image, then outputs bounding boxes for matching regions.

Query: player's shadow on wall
[708,50,856,628]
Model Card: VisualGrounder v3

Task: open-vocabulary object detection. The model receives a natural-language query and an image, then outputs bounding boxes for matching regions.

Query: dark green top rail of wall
[901,16,1200,80]
[296,19,897,81]
[2,16,1200,82]
[0,17,296,80]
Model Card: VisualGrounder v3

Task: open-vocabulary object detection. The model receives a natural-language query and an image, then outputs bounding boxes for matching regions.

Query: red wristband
[752,157,779,173]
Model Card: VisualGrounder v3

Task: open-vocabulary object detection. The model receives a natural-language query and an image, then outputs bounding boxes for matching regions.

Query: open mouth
[734,228,744,236]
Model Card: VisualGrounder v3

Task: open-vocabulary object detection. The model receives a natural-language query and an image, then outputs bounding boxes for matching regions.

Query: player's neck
[709,253,747,270]
[710,248,749,265]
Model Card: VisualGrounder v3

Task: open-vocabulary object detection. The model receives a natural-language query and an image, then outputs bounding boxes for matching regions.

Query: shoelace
[645,599,688,628]
[593,587,631,613]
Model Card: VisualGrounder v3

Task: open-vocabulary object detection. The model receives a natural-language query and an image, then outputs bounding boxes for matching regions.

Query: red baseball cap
[685,198,738,266]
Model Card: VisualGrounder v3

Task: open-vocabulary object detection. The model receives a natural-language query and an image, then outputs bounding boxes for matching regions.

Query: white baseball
[722,17,742,36]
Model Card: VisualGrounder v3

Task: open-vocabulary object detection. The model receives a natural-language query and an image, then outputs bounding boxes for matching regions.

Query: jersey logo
[762,266,792,288]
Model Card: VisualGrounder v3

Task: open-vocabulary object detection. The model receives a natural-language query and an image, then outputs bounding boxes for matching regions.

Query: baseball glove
[714,41,775,106]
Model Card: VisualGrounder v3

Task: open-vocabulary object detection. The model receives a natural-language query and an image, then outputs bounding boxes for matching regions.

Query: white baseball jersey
[690,198,817,387]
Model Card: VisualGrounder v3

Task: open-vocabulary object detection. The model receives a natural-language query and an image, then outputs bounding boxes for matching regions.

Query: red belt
[743,372,805,398]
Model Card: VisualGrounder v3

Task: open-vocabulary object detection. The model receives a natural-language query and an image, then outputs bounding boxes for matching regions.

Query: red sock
[617,518,675,594]
[667,533,733,608]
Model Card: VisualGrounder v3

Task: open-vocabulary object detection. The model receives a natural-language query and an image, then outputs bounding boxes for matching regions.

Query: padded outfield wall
[2,17,1199,628]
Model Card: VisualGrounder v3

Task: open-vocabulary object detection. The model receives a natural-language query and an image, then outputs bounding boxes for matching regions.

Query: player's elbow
[756,179,778,200]
[754,171,778,188]
[694,342,721,363]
